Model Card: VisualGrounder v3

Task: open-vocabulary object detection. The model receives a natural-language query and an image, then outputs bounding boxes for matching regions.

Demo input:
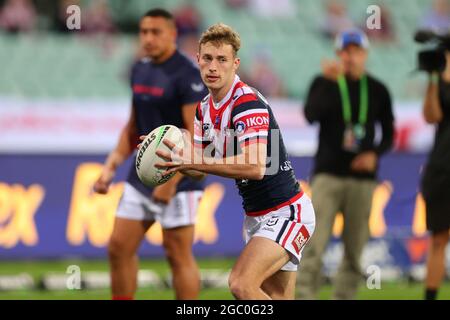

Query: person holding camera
[421,50,450,301]
[297,30,395,300]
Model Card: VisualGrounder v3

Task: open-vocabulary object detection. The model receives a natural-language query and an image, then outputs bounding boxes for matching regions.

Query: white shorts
[243,192,316,272]
[116,183,203,229]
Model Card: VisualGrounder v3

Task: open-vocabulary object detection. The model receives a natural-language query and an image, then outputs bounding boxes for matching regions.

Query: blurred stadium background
[1,0,450,299]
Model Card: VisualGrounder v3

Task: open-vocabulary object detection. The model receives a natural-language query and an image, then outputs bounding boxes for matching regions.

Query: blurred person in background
[173,4,202,61]
[364,4,396,43]
[0,0,36,33]
[420,0,450,32]
[321,0,354,39]
[83,0,117,56]
[178,33,200,61]
[297,30,395,300]
[93,8,207,300]
[421,48,450,301]
[248,0,296,18]
[173,3,202,38]
[83,0,116,34]
[225,0,249,10]
[245,50,286,98]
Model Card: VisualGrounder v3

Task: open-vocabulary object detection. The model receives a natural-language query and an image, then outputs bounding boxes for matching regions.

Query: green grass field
[0,258,449,300]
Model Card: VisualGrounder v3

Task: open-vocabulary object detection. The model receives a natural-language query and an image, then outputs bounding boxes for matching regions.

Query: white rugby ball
[135,125,184,187]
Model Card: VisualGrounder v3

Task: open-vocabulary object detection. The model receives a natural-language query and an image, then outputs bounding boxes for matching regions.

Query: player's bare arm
[154,138,267,180]
[423,71,444,124]
[94,105,137,194]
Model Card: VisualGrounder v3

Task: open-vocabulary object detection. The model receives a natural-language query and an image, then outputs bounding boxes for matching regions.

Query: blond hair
[199,23,241,56]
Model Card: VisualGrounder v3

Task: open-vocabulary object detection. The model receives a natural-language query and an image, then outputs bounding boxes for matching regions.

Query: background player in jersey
[153,23,315,300]
[93,9,207,300]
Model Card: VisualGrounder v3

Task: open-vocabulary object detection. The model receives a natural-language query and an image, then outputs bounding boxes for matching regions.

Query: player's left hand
[154,139,192,176]
[351,151,377,172]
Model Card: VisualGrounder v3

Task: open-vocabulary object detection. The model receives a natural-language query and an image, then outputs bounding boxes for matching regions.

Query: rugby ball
[135,125,184,187]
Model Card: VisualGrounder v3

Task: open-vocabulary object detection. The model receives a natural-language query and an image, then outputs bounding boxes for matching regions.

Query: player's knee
[229,280,254,300]
[108,236,132,261]
[228,272,255,299]
[163,235,192,267]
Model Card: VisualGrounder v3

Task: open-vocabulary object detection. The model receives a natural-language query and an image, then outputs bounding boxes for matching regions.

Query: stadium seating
[0,0,432,100]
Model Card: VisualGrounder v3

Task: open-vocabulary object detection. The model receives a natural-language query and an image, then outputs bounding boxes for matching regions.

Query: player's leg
[332,178,376,300]
[265,194,315,300]
[162,226,200,299]
[232,192,315,300]
[425,229,450,300]
[108,183,156,299]
[159,191,202,299]
[261,270,297,300]
[108,217,153,299]
[228,236,292,300]
[297,174,344,299]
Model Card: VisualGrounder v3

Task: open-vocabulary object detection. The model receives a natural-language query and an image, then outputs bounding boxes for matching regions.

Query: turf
[0,259,449,300]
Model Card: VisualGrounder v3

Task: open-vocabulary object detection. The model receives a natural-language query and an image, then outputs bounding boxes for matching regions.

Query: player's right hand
[93,168,115,194]
[321,59,344,81]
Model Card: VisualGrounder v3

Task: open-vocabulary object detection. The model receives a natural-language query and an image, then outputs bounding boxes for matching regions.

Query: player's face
[337,44,368,78]
[197,42,240,93]
[139,17,176,59]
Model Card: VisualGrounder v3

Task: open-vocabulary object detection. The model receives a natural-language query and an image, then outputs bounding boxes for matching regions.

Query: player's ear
[234,57,240,72]
[168,19,177,38]
[196,52,200,64]
[172,28,178,40]
[361,48,368,60]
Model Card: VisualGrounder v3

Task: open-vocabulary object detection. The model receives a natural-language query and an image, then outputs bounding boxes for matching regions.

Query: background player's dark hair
[142,8,174,21]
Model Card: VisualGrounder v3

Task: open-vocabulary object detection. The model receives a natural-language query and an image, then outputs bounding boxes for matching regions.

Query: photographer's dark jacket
[421,78,450,201]
[304,74,395,180]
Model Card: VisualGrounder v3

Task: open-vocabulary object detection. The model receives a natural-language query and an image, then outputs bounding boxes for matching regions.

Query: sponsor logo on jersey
[280,160,293,172]
[133,85,164,97]
[191,82,205,92]
[238,179,249,186]
[246,115,269,128]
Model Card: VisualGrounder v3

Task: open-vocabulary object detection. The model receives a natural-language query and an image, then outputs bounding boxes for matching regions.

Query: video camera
[414,29,450,73]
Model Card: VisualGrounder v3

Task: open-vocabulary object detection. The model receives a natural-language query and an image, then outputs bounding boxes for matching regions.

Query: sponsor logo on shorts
[291,225,310,255]
[266,217,279,227]
[261,227,275,233]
